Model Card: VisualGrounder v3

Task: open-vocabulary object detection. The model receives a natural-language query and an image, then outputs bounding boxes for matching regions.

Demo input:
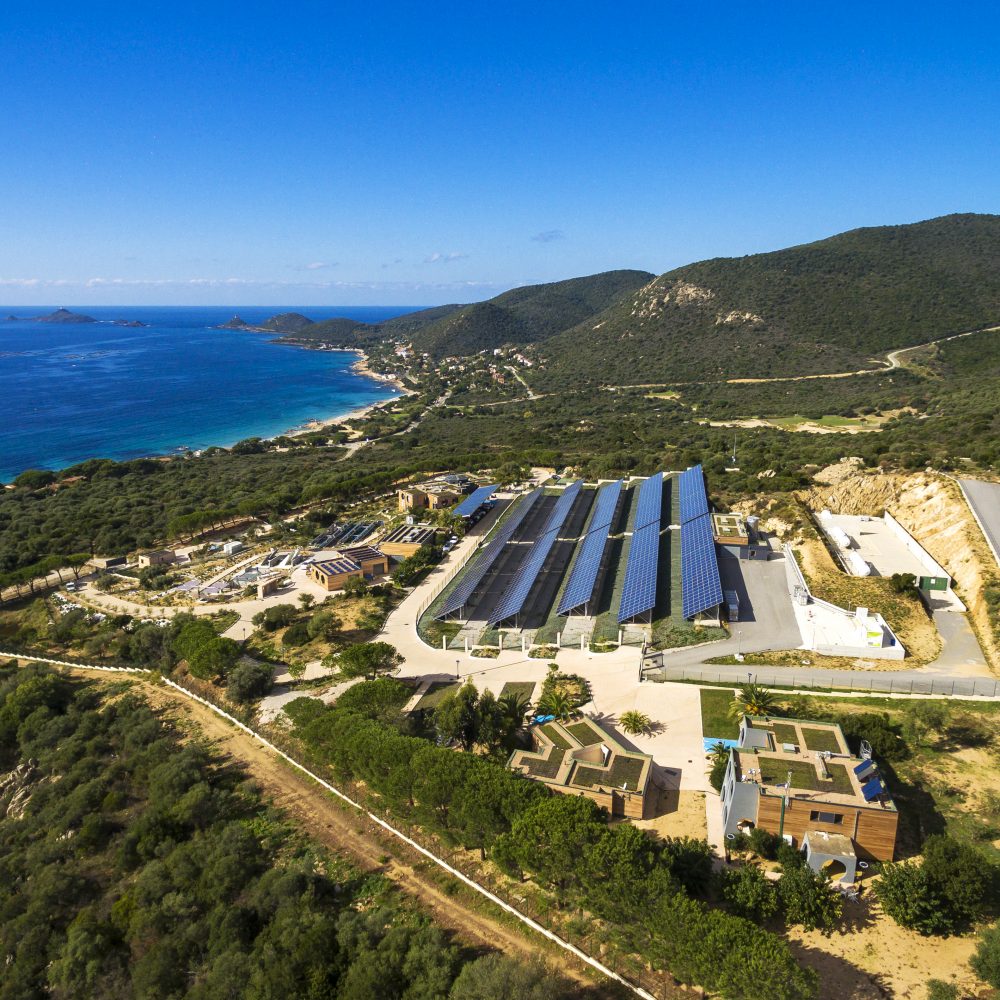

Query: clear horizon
[3,3,999,306]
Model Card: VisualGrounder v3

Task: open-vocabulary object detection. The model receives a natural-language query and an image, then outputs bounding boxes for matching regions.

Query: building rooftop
[733,716,896,812]
[712,512,749,544]
[337,545,385,564]
[312,557,361,576]
[509,716,652,796]
[383,524,437,545]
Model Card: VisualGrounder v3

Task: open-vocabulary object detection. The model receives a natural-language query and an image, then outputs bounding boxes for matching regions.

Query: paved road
[959,478,1000,568]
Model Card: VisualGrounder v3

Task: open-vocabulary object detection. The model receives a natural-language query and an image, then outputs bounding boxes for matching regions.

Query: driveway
[959,478,1000,567]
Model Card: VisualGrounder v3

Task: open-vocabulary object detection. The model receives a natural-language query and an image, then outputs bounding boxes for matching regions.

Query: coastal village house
[508,716,652,819]
[720,715,898,882]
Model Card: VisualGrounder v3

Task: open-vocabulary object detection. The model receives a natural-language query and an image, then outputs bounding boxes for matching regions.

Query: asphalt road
[959,478,1000,568]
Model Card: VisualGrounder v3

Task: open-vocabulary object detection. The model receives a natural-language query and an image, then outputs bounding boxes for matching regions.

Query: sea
[0,305,415,482]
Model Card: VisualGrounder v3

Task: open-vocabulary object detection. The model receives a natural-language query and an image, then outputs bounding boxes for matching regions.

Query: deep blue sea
[0,305,415,482]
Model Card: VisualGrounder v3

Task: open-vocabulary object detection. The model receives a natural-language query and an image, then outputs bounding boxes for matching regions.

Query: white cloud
[423,251,469,264]
[531,229,565,243]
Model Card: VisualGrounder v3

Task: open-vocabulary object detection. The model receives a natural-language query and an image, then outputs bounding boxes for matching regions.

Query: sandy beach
[281,350,413,440]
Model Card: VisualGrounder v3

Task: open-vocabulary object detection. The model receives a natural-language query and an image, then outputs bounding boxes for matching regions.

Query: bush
[281,621,311,648]
[721,863,779,921]
[226,662,274,703]
[709,755,727,792]
[777,863,843,931]
[875,835,993,935]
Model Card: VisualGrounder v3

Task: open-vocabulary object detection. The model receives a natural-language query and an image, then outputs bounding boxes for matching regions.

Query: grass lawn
[758,758,852,795]
[565,720,605,746]
[521,747,565,779]
[540,723,572,749]
[700,688,738,739]
[413,681,461,711]
[824,763,854,796]
[574,755,647,790]
[801,727,842,753]
[758,759,825,791]
[771,723,799,745]
[499,681,535,702]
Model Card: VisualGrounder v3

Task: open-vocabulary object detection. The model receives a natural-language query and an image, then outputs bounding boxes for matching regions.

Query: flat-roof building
[308,557,364,591]
[337,545,389,578]
[720,715,898,880]
[381,524,437,559]
[509,716,652,819]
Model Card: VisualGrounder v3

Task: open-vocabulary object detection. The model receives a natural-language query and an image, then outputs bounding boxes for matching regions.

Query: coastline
[270,349,414,440]
[0,323,412,479]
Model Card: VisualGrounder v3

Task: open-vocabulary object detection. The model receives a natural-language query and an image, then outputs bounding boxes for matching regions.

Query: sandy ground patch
[634,787,708,841]
[788,896,980,999]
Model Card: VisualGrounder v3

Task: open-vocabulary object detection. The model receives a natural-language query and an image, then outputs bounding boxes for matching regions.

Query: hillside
[402,269,653,356]
[538,214,1000,386]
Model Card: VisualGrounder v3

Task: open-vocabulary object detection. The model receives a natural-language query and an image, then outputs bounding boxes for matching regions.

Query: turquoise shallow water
[0,305,412,481]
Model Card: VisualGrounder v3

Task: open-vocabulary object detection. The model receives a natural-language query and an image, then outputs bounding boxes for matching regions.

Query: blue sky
[2,2,999,306]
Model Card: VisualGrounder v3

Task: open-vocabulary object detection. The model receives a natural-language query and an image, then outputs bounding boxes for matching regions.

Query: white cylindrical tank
[846,550,871,576]
[829,526,852,549]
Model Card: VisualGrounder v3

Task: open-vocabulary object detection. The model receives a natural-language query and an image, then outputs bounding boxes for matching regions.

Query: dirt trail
[96,674,622,996]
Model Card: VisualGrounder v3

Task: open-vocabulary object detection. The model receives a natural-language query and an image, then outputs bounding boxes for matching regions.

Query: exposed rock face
[1,759,39,819]
[716,310,763,325]
[628,277,716,321]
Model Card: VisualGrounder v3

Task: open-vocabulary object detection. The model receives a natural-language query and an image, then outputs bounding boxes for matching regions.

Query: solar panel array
[680,512,724,619]
[678,465,709,524]
[453,484,497,518]
[557,480,622,615]
[434,488,542,619]
[488,481,583,626]
[633,472,664,530]
[617,523,660,622]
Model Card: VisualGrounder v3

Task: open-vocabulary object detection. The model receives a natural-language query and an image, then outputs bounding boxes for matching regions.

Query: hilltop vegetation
[277,270,652,356]
[538,213,1000,386]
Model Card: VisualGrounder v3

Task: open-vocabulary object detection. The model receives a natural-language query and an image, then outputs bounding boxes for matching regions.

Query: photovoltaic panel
[861,777,884,802]
[453,484,497,518]
[542,479,583,534]
[679,465,710,524]
[488,481,583,626]
[488,528,560,625]
[558,529,609,615]
[680,511,723,619]
[588,479,622,533]
[434,488,541,619]
[557,480,622,616]
[633,472,664,531]
[617,522,660,622]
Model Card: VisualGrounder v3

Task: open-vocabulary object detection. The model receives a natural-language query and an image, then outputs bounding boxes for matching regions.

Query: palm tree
[708,740,730,766]
[619,710,652,736]
[729,682,776,720]
[537,689,573,721]
[497,691,530,729]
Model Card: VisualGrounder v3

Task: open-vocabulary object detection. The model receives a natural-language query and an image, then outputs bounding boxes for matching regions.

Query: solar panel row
[557,480,622,616]
[433,488,542,619]
[488,481,584,626]
[633,472,664,531]
[453,484,497,518]
[678,465,709,524]
[680,511,723,619]
[617,522,660,622]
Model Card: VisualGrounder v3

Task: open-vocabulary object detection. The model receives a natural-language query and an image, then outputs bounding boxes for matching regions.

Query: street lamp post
[455,659,460,679]
[738,630,743,657]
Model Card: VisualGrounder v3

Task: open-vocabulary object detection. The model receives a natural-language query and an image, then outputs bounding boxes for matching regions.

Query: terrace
[732,716,896,811]
[509,716,653,809]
